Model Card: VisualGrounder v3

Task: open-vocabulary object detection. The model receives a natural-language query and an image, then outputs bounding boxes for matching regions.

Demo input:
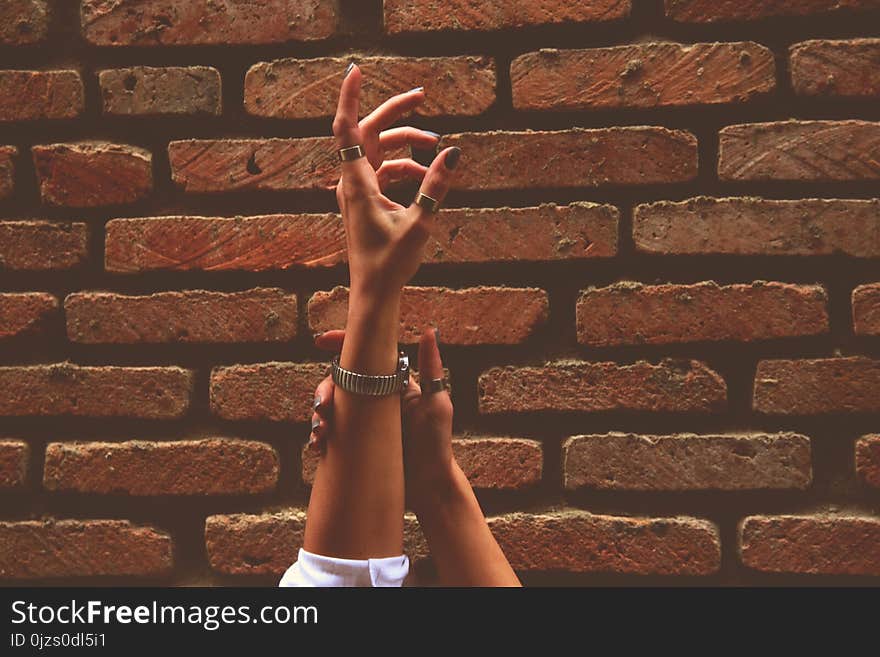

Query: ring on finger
[415,191,440,213]
[424,377,446,395]
[338,144,366,162]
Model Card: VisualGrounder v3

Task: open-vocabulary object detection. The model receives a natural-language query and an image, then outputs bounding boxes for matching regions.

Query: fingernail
[434,328,440,345]
[423,130,441,140]
[311,417,321,431]
[313,395,322,411]
[344,62,355,78]
[308,435,317,448]
[312,331,324,342]
[408,86,424,94]
[444,147,461,170]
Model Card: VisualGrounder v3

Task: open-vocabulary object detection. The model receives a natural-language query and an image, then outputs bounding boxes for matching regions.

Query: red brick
[205,511,428,575]
[0,0,48,46]
[0,520,172,579]
[853,283,880,336]
[168,138,337,193]
[563,432,811,491]
[512,42,774,111]
[33,142,153,207]
[383,0,631,34]
[754,357,880,414]
[0,221,88,271]
[44,439,279,495]
[99,66,221,116]
[0,293,58,340]
[444,128,697,191]
[487,512,720,575]
[211,362,326,423]
[718,121,880,182]
[855,435,880,487]
[304,436,542,490]
[65,289,298,344]
[245,56,495,119]
[634,197,880,257]
[0,146,15,200]
[104,203,617,273]
[0,71,84,122]
[739,514,880,575]
[81,0,339,46]
[665,0,880,22]
[0,440,29,489]
[576,282,828,347]
[791,39,880,98]
[309,286,548,345]
[479,360,727,414]
[0,364,193,419]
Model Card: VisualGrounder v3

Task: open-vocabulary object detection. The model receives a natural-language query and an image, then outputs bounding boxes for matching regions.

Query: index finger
[417,327,446,396]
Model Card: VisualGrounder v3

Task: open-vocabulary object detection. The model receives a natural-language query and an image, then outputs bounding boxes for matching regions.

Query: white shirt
[278,548,410,587]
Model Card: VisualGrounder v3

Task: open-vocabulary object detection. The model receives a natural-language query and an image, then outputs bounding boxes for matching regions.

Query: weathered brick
[65,289,298,344]
[444,128,697,190]
[0,221,88,271]
[791,39,880,98]
[44,439,279,495]
[309,286,548,345]
[81,0,339,46]
[245,56,495,119]
[739,514,880,575]
[100,66,221,116]
[563,432,811,491]
[0,0,48,46]
[0,146,15,200]
[33,143,153,207]
[754,357,880,414]
[479,360,727,415]
[104,203,617,273]
[168,138,337,193]
[853,283,880,336]
[205,511,428,575]
[0,364,193,419]
[384,0,631,34]
[634,197,880,257]
[488,512,720,575]
[211,362,326,423]
[665,0,880,22]
[576,282,828,347]
[0,293,58,340]
[718,121,880,182]
[0,71,84,121]
[0,440,29,489]
[512,42,774,111]
[304,436,543,490]
[0,520,172,579]
[856,435,880,487]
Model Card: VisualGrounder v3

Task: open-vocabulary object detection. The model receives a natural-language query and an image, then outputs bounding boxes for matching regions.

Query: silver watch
[330,352,410,396]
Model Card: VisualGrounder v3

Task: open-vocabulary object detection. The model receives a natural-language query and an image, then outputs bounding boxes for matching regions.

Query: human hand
[333,64,461,301]
[309,328,455,504]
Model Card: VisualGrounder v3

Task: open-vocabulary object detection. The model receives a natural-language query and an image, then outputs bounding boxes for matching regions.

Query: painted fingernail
[344,62,355,78]
[444,147,461,170]
[408,86,424,94]
[308,435,317,448]
[312,331,324,342]
[311,417,321,432]
[434,328,440,345]
[313,395,322,411]
[423,130,441,140]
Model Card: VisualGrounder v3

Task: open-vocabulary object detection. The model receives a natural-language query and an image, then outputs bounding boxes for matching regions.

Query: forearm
[303,288,406,558]
[414,461,521,586]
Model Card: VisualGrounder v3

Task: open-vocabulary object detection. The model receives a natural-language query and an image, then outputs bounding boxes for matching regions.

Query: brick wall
[1,0,879,585]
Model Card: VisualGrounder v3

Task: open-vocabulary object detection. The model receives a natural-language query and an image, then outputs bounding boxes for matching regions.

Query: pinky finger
[376,158,428,192]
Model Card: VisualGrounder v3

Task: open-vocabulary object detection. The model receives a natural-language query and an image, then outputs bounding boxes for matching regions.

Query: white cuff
[278,548,410,587]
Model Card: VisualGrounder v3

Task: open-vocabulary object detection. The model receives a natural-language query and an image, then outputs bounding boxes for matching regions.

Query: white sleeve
[278,548,410,587]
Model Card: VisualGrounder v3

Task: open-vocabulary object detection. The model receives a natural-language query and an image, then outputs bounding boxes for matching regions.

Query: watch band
[331,352,410,396]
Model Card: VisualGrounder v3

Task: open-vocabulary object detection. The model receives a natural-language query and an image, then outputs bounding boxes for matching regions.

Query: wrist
[410,457,461,515]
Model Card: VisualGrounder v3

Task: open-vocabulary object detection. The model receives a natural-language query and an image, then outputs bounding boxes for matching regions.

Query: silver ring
[338,144,365,162]
[424,377,446,395]
[414,192,440,213]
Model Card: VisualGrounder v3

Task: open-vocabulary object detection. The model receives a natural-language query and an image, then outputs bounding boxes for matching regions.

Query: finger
[377,158,428,191]
[332,63,374,188]
[314,375,335,421]
[315,329,345,352]
[409,146,461,227]
[360,87,425,135]
[401,373,421,411]
[379,126,440,153]
[417,327,447,398]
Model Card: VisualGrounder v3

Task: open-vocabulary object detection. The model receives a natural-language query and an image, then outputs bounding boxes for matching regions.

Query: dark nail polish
[344,62,355,78]
[408,86,424,94]
[313,395,322,411]
[311,417,321,431]
[423,130,441,140]
[444,147,461,170]
[434,328,440,345]
[312,331,324,342]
